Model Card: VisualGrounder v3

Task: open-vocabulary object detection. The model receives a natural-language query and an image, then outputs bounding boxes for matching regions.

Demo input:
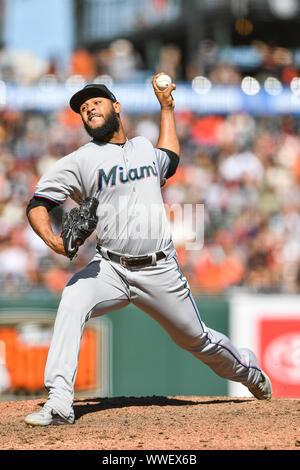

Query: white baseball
[156,74,172,90]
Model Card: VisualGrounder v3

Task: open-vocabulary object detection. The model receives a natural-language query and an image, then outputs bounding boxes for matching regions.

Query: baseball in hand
[156,74,172,90]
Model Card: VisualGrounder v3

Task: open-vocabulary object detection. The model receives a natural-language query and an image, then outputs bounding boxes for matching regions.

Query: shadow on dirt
[66,396,249,419]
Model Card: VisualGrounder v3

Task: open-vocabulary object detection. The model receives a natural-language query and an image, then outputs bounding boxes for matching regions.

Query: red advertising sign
[258,318,300,398]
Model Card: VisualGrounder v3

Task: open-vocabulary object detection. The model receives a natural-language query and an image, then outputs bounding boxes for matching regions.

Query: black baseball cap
[69,84,117,113]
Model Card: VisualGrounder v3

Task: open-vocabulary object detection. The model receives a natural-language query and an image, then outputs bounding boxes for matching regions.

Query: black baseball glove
[61,197,99,260]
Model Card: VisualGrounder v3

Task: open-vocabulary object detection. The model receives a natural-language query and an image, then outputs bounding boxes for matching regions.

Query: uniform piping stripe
[172,256,261,372]
[34,193,61,204]
[172,256,205,332]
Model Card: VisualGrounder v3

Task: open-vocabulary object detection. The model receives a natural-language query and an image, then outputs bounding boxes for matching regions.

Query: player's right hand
[152,73,175,110]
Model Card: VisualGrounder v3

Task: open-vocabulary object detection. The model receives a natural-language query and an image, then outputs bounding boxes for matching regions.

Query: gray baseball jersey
[34,136,172,255]
[30,135,265,421]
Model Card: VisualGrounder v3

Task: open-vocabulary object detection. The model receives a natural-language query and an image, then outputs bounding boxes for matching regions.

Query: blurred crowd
[167,111,300,295]
[0,36,299,88]
[1,36,300,298]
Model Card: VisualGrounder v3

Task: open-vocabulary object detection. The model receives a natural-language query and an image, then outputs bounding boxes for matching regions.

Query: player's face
[80,97,120,141]
[80,97,114,128]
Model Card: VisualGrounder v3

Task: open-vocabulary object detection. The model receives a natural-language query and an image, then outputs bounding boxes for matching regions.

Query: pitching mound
[0,395,299,451]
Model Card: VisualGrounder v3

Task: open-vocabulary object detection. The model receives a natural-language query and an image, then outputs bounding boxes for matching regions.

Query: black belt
[96,245,165,267]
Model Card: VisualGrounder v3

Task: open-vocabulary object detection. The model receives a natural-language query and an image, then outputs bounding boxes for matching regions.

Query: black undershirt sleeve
[26,196,60,217]
[158,148,180,179]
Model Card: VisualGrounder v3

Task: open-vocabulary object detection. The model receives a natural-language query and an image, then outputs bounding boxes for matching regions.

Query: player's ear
[113,101,121,116]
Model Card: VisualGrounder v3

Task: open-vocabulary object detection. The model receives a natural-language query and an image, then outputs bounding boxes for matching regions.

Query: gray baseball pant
[44,248,262,420]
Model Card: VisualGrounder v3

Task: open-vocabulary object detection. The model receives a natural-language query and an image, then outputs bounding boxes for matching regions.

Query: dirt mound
[0,395,299,451]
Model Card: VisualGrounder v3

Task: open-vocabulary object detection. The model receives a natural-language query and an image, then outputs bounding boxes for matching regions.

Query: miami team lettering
[97,163,158,191]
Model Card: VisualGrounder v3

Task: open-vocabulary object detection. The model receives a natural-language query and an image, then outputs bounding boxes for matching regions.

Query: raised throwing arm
[152,73,180,157]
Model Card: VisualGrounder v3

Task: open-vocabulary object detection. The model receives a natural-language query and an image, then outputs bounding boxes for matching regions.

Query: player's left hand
[61,197,99,260]
[152,73,176,110]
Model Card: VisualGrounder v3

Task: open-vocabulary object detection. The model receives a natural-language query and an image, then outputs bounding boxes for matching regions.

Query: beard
[83,110,120,142]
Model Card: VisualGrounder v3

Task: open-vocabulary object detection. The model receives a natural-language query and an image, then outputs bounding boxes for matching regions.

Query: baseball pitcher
[24,74,271,426]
